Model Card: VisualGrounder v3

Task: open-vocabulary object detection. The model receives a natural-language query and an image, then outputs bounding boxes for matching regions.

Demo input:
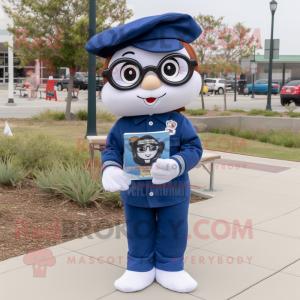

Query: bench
[15,83,27,97]
[196,152,221,191]
[86,136,107,168]
[87,136,221,193]
[37,86,46,99]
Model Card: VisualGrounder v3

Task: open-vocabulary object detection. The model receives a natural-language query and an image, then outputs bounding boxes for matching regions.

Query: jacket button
[149,121,153,126]
[149,192,154,196]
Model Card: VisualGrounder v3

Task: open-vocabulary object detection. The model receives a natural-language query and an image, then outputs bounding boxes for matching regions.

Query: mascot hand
[102,167,131,192]
[151,158,180,185]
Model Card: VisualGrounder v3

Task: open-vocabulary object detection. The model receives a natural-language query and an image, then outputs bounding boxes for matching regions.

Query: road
[0,89,298,118]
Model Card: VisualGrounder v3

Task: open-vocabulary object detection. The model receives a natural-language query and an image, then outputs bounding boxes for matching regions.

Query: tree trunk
[200,73,205,110]
[223,75,227,111]
[65,71,75,121]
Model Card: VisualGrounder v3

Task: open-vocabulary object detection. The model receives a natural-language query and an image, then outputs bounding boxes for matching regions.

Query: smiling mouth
[137,93,166,106]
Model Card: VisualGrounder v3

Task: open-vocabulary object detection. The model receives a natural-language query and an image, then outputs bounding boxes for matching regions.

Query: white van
[204,78,232,95]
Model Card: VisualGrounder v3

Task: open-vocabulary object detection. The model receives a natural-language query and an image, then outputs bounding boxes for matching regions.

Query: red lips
[146,98,156,103]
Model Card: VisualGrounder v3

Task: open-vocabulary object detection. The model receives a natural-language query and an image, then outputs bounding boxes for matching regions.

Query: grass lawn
[2,118,118,144]
[2,118,300,162]
[199,132,300,162]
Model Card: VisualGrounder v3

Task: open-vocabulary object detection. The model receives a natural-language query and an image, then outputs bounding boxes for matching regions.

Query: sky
[127,0,300,55]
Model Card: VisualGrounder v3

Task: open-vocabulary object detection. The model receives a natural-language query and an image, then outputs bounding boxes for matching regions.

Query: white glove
[102,167,131,192]
[151,158,180,185]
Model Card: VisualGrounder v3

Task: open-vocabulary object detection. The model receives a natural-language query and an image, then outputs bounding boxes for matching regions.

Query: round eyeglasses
[102,53,198,91]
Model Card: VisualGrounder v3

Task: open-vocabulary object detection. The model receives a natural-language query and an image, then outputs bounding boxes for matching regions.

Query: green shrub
[256,133,268,143]
[228,109,246,113]
[228,128,237,136]
[263,111,280,117]
[210,128,220,134]
[218,112,231,116]
[34,163,103,206]
[283,138,295,148]
[32,108,115,122]
[0,157,25,186]
[186,109,208,116]
[32,109,65,121]
[247,109,266,115]
[0,132,90,172]
[33,166,60,193]
[74,109,115,122]
[75,109,88,121]
[238,129,254,140]
[96,109,115,122]
[247,109,280,117]
[34,163,122,207]
[288,112,300,118]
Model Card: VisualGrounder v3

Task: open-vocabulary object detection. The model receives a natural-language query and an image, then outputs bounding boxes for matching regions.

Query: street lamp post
[234,73,237,102]
[5,33,16,106]
[250,47,256,99]
[86,0,97,137]
[5,19,16,107]
[266,0,278,111]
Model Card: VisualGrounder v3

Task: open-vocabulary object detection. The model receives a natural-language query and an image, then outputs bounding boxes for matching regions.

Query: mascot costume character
[86,13,203,293]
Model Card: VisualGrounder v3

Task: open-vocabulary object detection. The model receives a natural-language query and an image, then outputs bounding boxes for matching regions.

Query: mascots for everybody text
[86,13,203,293]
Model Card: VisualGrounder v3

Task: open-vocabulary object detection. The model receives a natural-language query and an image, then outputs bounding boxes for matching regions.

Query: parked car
[270,79,284,91]
[280,80,300,106]
[56,72,88,91]
[247,79,279,95]
[204,78,231,95]
[228,77,240,90]
[96,76,104,91]
[56,72,103,91]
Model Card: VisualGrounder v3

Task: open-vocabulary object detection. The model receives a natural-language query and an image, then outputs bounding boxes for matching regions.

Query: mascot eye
[121,64,140,84]
[161,59,179,80]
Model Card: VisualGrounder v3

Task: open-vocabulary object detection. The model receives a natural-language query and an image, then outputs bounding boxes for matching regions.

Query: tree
[216,22,261,111]
[2,0,133,120]
[193,14,224,109]
[211,60,242,111]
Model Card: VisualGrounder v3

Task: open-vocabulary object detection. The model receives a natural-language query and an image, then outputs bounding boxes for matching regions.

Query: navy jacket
[101,112,202,208]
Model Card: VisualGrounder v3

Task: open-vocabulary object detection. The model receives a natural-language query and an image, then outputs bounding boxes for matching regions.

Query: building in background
[252,55,300,89]
[0,6,68,88]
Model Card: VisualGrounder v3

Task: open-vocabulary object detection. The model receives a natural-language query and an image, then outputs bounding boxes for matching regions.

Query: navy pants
[123,198,189,272]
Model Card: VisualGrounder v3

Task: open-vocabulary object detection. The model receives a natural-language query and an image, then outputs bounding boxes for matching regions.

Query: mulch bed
[0,181,205,262]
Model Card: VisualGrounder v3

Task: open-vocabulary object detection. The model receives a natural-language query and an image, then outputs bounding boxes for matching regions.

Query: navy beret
[85,13,202,58]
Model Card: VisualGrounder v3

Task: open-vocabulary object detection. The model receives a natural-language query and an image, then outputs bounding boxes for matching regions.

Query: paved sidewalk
[1,152,300,300]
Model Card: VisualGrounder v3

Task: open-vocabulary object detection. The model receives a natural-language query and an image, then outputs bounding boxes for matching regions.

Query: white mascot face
[102,46,201,116]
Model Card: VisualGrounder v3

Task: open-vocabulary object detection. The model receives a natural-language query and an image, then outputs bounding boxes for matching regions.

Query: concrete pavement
[1,151,300,300]
[1,89,299,118]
